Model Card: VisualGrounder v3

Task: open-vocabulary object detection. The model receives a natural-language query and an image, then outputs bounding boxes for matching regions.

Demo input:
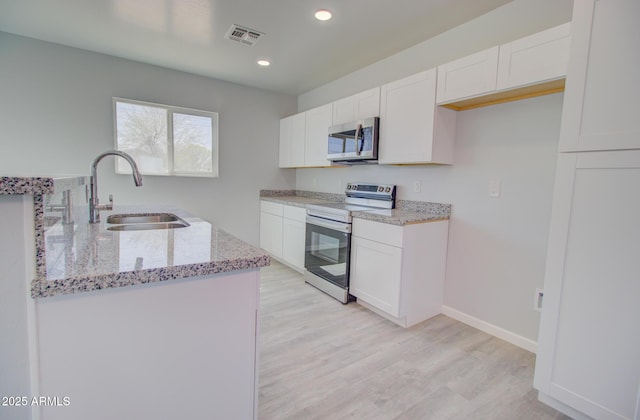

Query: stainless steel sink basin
[107,222,189,231]
[105,213,190,231]
[106,213,180,224]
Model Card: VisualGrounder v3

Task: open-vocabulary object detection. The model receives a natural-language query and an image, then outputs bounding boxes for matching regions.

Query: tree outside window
[114,98,218,177]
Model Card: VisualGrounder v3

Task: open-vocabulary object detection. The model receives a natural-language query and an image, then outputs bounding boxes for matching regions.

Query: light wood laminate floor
[258,261,568,420]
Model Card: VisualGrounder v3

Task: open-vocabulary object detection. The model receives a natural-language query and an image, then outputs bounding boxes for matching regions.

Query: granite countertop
[0,175,84,195]
[260,191,451,226]
[33,206,270,298]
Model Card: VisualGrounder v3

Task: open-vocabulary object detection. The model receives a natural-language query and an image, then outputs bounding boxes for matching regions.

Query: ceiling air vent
[225,24,264,46]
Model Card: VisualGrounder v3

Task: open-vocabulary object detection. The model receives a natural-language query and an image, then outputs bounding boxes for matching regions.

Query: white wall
[295,0,573,345]
[0,32,297,245]
[298,0,573,111]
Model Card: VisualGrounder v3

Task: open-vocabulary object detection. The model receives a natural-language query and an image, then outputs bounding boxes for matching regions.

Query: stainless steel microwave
[327,117,379,163]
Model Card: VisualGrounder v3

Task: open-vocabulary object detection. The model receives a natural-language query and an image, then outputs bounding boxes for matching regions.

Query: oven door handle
[306,215,351,233]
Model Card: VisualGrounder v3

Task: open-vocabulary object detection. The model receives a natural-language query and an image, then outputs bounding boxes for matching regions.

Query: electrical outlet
[413,181,421,193]
[534,288,544,312]
[489,179,501,198]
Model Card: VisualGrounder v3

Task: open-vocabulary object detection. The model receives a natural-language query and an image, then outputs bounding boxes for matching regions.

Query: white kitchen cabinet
[259,201,283,259]
[437,24,570,110]
[379,68,456,165]
[436,46,499,104]
[349,218,449,328]
[496,22,571,91]
[332,87,381,125]
[535,151,640,420]
[304,103,333,167]
[260,201,307,272]
[282,205,307,272]
[558,0,640,152]
[534,2,640,419]
[279,112,306,168]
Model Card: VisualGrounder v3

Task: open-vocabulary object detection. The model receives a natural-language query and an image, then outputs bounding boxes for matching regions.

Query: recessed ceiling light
[314,9,332,21]
[257,59,271,67]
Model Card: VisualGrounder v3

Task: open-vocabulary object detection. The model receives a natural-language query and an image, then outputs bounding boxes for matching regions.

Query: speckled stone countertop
[32,206,270,298]
[260,190,451,226]
[0,175,86,195]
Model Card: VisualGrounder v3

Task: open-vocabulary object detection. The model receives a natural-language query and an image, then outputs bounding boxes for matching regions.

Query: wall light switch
[488,180,501,198]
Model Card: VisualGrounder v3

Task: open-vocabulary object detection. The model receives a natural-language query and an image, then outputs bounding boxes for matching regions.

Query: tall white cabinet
[534,1,640,419]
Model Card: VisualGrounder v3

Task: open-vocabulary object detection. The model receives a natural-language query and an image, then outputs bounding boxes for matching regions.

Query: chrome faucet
[89,150,143,223]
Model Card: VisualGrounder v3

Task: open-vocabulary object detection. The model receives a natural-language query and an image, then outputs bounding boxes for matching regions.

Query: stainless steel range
[304,183,396,303]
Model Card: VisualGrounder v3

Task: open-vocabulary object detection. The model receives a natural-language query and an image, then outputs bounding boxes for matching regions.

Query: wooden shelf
[439,79,565,111]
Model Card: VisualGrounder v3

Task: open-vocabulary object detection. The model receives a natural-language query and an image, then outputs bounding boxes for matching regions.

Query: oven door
[304,215,351,289]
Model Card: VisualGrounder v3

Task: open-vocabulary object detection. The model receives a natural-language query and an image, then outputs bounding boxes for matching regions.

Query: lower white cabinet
[259,201,283,259]
[534,150,640,420]
[349,218,449,327]
[260,201,307,273]
[282,205,307,272]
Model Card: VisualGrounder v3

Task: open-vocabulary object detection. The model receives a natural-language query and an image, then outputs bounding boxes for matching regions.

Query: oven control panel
[345,183,396,200]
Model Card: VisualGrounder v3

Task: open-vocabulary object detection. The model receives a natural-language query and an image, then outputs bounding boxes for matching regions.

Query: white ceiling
[0,0,511,96]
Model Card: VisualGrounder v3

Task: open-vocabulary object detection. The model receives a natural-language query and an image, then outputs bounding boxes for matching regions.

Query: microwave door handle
[355,123,362,155]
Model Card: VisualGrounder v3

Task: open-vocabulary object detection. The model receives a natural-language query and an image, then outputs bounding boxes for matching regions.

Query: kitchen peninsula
[0,176,269,420]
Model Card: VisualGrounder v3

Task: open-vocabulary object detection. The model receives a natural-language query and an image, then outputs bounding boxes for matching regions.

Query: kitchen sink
[106,213,181,224]
[106,213,190,231]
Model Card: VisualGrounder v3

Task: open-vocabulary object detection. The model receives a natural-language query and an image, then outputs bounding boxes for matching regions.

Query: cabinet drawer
[352,218,403,247]
[283,204,307,222]
[260,200,283,216]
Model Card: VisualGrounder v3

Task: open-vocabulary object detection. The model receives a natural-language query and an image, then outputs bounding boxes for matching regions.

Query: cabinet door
[333,87,380,125]
[379,68,455,164]
[436,46,499,104]
[497,23,571,90]
[260,211,283,259]
[350,236,402,317]
[304,103,332,167]
[534,150,640,420]
[279,113,305,168]
[282,206,307,272]
[559,0,640,152]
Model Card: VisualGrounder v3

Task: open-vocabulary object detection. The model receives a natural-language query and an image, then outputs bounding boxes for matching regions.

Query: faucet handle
[105,194,114,211]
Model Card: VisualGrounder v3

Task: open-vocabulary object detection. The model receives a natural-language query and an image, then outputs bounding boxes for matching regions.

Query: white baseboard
[442,305,538,353]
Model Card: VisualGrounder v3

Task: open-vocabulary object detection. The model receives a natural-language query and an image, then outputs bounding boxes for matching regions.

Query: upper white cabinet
[558,1,640,152]
[279,112,306,168]
[497,22,571,91]
[437,23,571,110]
[332,87,381,125]
[379,69,456,165]
[278,104,333,168]
[304,103,333,167]
[436,46,499,104]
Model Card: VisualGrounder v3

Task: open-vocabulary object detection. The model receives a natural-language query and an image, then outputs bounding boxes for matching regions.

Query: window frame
[113,97,219,178]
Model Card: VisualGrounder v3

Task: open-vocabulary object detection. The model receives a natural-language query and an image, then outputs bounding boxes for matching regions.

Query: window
[113,98,218,177]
